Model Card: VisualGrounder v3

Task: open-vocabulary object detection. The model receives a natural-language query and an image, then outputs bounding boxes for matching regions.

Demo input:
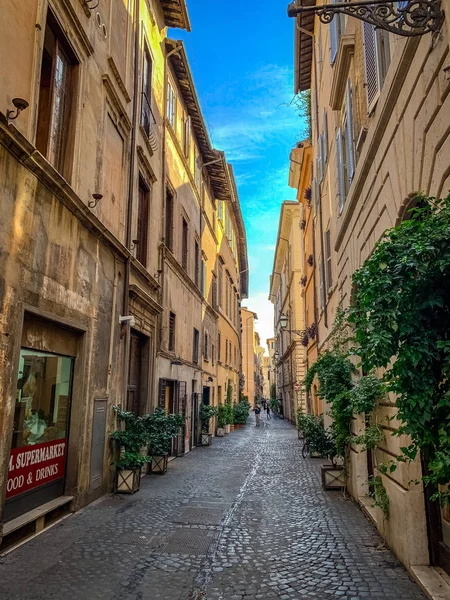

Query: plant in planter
[200,404,218,445]
[111,407,149,494]
[233,399,250,428]
[142,408,184,474]
[216,403,227,437]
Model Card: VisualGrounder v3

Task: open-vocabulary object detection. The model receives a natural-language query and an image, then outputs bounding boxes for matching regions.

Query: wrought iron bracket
[287,0,444,37]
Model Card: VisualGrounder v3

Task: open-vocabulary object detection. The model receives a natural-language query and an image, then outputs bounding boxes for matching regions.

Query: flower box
[151,453,168,474]
[201,432,212,446]
[115,467,141,494]
[321,464,345,490]
[216,427,226,437]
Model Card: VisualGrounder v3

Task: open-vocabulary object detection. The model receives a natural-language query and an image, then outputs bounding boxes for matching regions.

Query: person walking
[255,403,261,427]
[266,404,271,420]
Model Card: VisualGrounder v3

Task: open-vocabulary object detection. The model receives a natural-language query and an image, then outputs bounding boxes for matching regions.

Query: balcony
[140,92,158,154]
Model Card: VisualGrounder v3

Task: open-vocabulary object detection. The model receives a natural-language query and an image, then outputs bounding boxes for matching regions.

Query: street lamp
[279,313,289,330]
[274,351,279,361]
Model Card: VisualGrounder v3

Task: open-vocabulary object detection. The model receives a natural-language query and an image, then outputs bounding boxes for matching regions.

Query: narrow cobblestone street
[0,416,425,600]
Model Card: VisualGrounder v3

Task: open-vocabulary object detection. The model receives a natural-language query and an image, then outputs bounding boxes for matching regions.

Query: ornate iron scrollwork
[287,0,444,37]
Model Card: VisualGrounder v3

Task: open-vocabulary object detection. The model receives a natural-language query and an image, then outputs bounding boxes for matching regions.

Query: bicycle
[301,438,309,459]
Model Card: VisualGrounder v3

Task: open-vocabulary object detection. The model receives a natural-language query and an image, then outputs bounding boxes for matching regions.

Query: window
[218,263,223,307]
[336,80,355,212]
[329,1,343,64]
[165,188,174,250]
[201,259,207,298]
[7,349,73,503]
[136,176,150,267]
[169,312,176,351]
[212,274,218,309]
[194,152,202,192]
[234,346,237,369]
[194,240,200,287]
[36,9,77,176]
[203,331,208,360]
[193,328,199,364]
[181,217,188,270]
[218,200,223,223]
[140,45,153,136]
[319,259,326,311]
[325,230,333,292]
[363,23,391,113]
[225,339,228,364]
[212,344,215,366]
[167,81,176,127]
[183,115,191,158]
[218,332,221,362]
[225,276,229,315]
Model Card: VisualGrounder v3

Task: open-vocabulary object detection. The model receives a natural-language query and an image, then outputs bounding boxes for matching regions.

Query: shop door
[174,382,187,457]
[128,330,148,416]
[4,349,74,522]
[191,392,199,448]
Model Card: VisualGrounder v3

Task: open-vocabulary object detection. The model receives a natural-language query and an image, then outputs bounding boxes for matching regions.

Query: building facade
[291,0,450,579]
[0,0,248,548]
[288,142,322,415]
[241,307,257,403]
[269,201,308,422]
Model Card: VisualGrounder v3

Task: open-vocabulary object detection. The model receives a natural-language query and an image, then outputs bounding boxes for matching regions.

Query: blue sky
[171,1,306,350]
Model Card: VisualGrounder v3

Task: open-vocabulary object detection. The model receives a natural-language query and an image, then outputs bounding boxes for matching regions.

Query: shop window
[6,349,73,503]
[36,9,78,178]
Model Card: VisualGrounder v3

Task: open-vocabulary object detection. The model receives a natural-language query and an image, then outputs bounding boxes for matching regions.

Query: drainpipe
[122,0,140,405]
[297,22,328,332]
[106,259,119,396]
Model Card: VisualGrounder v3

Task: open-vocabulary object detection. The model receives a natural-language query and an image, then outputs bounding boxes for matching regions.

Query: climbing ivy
[349,193,450,504]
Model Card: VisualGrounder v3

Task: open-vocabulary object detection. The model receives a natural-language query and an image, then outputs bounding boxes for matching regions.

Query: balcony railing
[140,92,158,154]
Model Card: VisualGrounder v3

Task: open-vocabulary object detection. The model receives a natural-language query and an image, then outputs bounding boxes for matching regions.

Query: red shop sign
[6,439,67,499]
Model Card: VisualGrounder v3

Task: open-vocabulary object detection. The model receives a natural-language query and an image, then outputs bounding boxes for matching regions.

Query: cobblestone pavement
[0,415,425,600]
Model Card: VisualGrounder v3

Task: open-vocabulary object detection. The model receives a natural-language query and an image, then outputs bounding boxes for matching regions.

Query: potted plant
[111,407,149,494]
[200,404,218,445]
[143,408,184,474]
[233,399,250,428]
[216,403,227,437]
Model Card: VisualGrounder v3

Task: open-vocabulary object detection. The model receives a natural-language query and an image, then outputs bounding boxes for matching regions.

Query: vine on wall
[349,194,450,504]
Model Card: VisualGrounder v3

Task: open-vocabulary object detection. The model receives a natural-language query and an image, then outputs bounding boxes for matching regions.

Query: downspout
[106,259,118,396]
[297,21,328,332]
[122,0,140,405]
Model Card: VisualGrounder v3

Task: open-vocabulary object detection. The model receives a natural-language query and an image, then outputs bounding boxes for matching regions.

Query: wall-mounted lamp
[279,314,289,330]
[130,239,140,251]
[88,193,103,208]
[207,376,214,382]
[274,351,279,361]
[7,98,29,121]
[171,358,183,366]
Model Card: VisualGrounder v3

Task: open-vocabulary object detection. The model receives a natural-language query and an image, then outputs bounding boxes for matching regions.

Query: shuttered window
[181,217,188,271]
[201,259,207,297]
[322,108,328,165]
[169,312,176,351]
[325,230,333,292]
[330,4,342,64]
[344,79,355,182]
[194,240,200,287]
[167,82,176,127]
[184,116,191,158]
[362,24,390,113]
[319,259,325,311]
[218,331,221,361]
[193,328,199,364]
[336,128,345,213]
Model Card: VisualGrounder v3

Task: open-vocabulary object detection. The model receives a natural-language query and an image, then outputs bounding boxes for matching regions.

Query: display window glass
[6,349,73,499]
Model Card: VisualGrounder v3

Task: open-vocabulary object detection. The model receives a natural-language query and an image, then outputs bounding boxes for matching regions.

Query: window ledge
[330,35,355,110]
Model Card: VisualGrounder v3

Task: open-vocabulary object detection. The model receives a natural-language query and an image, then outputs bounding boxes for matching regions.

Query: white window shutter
[336,128,345,213]
[330,17,339,64]
[311,177,317,216]
[314,177,320,214]
[345,79,355,182]
[362,22,380,112]
[322,109,328,165]
[319,259,325,311]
